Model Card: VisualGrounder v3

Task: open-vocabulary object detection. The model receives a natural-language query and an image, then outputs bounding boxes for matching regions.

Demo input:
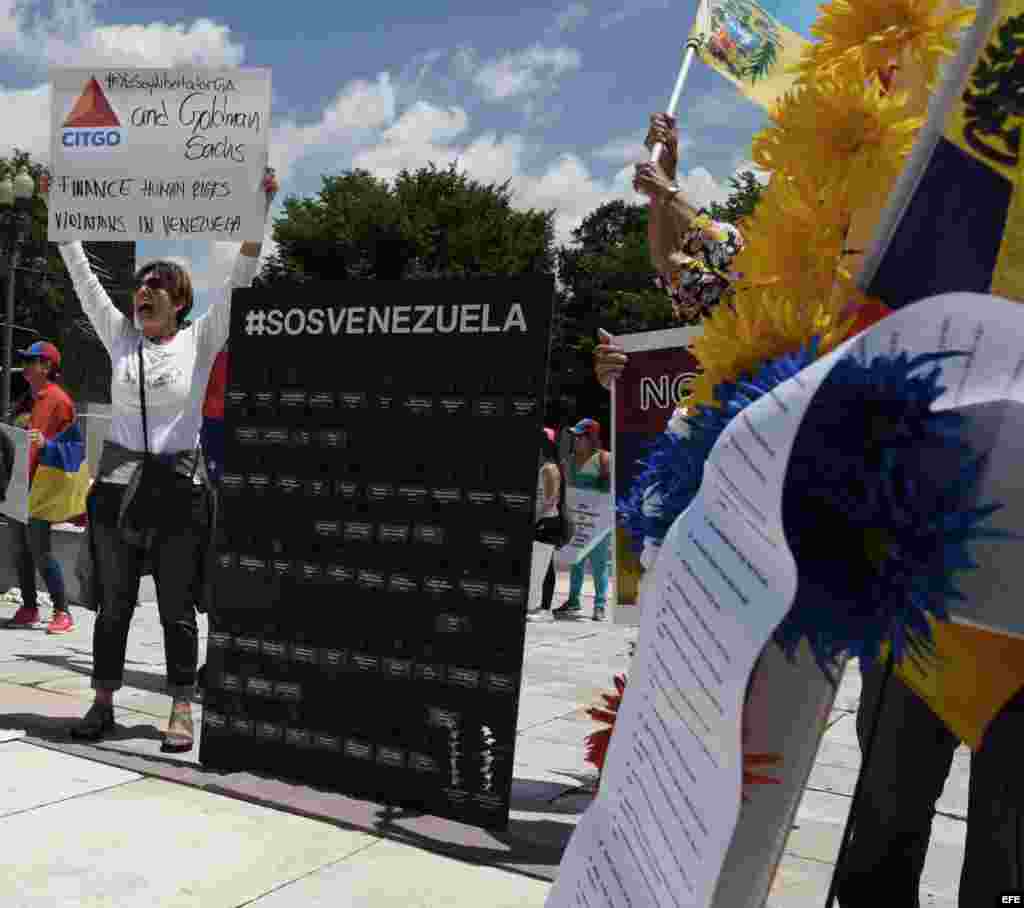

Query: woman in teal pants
[553,418,611,622]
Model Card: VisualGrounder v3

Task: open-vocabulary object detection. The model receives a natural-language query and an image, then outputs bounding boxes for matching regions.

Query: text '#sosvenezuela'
[243,303,530,337]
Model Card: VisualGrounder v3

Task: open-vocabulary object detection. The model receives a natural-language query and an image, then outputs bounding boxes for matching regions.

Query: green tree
[0,151,136,402]
[0,151,64,347]
[259,163,556,283]
[553,200,673,428]
[707,170,765,225]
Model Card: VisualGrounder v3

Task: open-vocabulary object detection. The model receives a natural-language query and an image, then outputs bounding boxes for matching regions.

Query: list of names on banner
[199,277,553,829]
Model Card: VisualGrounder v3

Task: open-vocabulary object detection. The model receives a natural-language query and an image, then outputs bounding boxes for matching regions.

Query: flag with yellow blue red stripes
[28,421,89,524]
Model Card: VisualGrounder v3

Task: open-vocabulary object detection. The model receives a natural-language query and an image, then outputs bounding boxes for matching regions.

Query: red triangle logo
[63,77,121,128]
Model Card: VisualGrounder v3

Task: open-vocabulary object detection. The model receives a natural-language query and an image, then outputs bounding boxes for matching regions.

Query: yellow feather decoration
[794,0,976,86]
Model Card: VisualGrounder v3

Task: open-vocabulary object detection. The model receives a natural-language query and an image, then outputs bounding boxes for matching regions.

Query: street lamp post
[0,168,37,418]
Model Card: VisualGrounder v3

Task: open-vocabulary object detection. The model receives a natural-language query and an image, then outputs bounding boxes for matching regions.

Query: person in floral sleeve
[633,113,745,323]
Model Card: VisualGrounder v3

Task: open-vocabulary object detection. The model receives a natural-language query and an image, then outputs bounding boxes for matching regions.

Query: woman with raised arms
[42,167,279,752]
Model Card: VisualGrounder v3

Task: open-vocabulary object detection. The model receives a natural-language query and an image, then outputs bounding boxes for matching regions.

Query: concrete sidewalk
[0,569,969,906]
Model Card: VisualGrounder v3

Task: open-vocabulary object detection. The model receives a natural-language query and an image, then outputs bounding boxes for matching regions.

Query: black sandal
[162,705,194,754]
[70,702,115,741]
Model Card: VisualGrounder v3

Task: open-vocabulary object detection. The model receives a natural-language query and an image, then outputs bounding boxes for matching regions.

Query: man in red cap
[6,341,77,633]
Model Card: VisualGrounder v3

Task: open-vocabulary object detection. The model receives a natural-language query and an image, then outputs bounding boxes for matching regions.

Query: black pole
[1,240,21,419]
[823,649,896,908]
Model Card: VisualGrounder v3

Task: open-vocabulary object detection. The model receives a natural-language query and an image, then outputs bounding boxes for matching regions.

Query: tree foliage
[707,170,765,225]
[0,151,65,345]
[552,200,672,427]
[260,163,556,283]
[258,161,764,427]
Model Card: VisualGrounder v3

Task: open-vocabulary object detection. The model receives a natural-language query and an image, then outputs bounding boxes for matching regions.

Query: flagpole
[649,0,707,164]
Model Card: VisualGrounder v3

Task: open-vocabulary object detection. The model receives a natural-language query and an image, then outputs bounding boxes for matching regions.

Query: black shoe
[552,600,583,620]
[70,702,115,741]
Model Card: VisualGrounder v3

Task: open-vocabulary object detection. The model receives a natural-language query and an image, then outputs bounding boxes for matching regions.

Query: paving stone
[515,693,585,730]
[0,740,139,816]
[244,836,551,907]
[785,787,966,895]
[0,777,379,908]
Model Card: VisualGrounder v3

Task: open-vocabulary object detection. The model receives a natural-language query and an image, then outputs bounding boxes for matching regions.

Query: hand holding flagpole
[649,0,707,164]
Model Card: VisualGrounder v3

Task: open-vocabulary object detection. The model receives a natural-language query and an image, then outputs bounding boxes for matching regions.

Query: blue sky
[0,0,776,315]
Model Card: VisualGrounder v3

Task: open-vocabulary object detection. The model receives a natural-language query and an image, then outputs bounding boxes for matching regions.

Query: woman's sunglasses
[137,275,170,293]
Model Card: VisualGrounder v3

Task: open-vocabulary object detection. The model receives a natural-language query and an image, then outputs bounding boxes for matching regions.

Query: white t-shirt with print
[60,241,260,455]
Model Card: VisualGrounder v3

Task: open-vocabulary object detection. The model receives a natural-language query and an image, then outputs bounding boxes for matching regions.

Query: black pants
[840,659,1024,907]
[535,517,561,611]
[89,482,208,698]
[11,518,67,612]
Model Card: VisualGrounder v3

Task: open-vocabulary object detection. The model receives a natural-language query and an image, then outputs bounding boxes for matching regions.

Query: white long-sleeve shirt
[60,242,260,455]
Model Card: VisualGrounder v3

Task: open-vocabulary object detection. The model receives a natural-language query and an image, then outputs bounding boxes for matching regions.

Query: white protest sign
[0,426,31,525]
[555,486,614,568]
[546,292,1024,908]
[49,67,270,242]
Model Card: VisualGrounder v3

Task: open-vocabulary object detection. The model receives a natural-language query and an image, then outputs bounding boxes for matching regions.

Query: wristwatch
[662,184,681,205]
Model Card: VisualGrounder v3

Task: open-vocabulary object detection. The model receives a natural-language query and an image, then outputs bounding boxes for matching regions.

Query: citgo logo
[61,77,123,149]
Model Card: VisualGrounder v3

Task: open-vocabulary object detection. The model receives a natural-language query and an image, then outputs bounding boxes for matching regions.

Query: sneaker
[526,609,553,623]
[46,610,74,635]
[593,605,606,622]
[552,600,583,620]
[7,605,40,628]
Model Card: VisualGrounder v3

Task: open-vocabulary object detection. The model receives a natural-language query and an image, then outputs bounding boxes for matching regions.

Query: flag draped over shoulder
[864,0,1024,751]
[28,422,90,523]
[689,0,813,109]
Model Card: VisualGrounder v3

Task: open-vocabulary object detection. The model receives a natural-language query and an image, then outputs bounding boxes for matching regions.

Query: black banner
[198,277,553,828]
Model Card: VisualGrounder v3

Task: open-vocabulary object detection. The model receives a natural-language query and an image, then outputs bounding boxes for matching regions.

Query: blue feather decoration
[620,342,1016,680]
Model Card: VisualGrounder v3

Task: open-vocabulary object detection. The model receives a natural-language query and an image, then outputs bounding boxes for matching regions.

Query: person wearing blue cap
[554,418,612,621]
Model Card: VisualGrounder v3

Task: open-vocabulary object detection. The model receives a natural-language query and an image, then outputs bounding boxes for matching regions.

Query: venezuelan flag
[866,0,1024,308]
[689,0,814,109]
[864,0,1024,750]
[28,422,90,524]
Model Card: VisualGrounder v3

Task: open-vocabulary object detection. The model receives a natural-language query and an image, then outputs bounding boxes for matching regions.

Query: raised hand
[595,328,628,390]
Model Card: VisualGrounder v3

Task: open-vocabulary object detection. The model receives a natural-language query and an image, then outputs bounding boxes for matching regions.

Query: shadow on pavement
[0,711,164,745]
[9,651,203,704]
[1,655,590,880]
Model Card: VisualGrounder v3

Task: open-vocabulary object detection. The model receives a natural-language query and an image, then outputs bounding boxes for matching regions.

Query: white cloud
[5,0,243,67]
[468,44,581,102]
[348,100,471,181]
[0,3,247,161]
[270,73,733,248]
[593,136,648,165]
[352,104,635,245]
[599,0,669,29]
[270,74,396,181]
[675,166,730,211]
[0,83,50,158]
[52,19,245,67]
[0,1,248,307]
